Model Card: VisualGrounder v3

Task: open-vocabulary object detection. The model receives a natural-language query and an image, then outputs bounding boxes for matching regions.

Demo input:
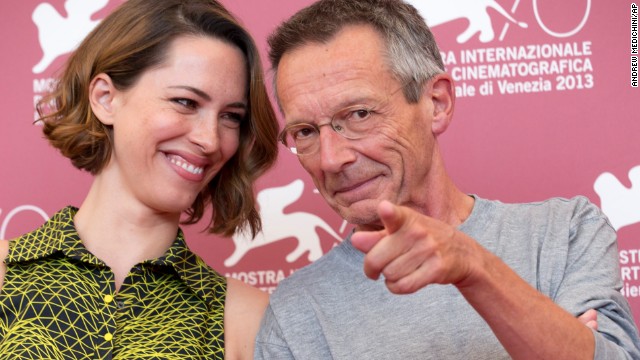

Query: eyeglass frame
[277,80,413,156]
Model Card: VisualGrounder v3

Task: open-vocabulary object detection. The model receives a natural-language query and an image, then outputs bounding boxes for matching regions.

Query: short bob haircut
[37,0,279,237]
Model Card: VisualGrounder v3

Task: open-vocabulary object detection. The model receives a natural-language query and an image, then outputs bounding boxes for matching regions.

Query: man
[255,0,640,358]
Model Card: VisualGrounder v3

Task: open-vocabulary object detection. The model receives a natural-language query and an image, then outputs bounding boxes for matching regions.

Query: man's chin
[335,201,380,227]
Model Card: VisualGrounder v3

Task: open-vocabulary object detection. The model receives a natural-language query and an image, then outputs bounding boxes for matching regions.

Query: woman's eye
[220,112,244,129]
[172,98,198,109]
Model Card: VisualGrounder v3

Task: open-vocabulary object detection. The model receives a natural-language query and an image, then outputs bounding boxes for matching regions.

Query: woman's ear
[89,73,117,125]
[427,73,455,136]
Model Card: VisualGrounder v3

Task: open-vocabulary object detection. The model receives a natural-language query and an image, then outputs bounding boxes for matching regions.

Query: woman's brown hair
[37,0,279,237]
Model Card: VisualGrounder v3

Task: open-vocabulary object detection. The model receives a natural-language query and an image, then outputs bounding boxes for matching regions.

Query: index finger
[351,229,386,254]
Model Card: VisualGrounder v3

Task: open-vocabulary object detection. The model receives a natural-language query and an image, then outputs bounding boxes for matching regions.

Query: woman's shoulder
[225,277,268,320]
[0,239,7,255]
[223,277,269,359]
[0,239,9,290]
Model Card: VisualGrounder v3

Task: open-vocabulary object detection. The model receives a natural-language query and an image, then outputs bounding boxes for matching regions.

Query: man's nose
[317,127,356,172]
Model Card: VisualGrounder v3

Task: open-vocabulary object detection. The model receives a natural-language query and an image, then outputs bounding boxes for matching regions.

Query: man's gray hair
[268,0,445,103]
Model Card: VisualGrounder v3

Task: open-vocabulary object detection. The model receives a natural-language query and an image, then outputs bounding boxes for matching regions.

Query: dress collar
[7,206,225,304]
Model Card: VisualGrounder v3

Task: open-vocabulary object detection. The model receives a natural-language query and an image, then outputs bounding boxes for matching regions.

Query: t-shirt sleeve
[254,304,296,360]
[554,198,640,359]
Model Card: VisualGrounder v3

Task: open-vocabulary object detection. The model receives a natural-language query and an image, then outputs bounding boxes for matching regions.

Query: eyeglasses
[278,82,410,156]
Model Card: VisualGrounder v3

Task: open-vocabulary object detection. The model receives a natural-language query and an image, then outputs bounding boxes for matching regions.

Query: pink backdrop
[1,0,639,326]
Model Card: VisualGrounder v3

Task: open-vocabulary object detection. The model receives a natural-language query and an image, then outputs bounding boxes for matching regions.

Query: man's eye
[351,109,371,121]
[293,126,316,139]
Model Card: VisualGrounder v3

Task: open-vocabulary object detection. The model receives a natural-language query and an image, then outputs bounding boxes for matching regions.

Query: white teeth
[170,157,204,175]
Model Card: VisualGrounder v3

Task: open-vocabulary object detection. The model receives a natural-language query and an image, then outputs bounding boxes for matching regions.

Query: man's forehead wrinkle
[277,34,393,125]
[279,72,365,119]
[282,80,382,126]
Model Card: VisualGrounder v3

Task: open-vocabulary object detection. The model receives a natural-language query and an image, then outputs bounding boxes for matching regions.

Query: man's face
[276,25,439,230]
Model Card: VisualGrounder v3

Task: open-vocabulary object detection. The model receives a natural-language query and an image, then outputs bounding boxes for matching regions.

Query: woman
[0,0,278,358]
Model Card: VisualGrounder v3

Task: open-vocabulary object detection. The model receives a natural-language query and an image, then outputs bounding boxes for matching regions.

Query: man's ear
[427,73,455,136]
[89,73,117,125]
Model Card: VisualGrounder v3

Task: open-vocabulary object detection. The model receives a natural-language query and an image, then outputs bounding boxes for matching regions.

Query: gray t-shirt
[255,196,640,359]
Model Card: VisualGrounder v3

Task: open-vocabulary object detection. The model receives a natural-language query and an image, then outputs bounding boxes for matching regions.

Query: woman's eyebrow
[169,85,212,101]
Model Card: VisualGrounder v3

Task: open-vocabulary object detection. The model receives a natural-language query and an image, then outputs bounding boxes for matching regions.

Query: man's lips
[332,175,381,195]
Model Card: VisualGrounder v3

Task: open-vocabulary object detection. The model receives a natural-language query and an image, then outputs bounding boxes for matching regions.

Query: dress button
[104,295,114,304]
[104,332,113,341]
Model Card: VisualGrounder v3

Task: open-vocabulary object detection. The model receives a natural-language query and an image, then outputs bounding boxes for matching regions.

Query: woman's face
[98,35,248,216]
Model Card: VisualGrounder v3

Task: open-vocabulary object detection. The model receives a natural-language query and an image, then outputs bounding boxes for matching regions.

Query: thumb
[378,200,405,234]
[351,201,405,253]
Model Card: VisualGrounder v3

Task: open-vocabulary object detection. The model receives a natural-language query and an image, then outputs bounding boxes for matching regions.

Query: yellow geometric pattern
[0,207,226,359]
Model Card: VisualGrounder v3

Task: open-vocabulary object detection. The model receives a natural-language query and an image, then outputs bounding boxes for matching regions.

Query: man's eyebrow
[169,85,248,110]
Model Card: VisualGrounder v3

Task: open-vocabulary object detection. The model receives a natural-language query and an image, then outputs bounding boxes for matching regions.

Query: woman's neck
[74,177,181,290]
